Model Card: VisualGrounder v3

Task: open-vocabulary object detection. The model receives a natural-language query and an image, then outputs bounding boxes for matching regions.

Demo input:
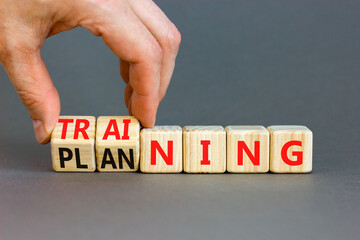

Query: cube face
[226,126,269,173]
[51,116,96,172]
[183,126,226,173]
[268,126,313,173]
[140,126,182,173]
[96,116,140,172]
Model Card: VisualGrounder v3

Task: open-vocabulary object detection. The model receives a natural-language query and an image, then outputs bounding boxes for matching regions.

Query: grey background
[1,0,360,239]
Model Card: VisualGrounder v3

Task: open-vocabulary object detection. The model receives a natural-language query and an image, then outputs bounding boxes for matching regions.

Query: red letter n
[238,141,260,166]
[151,141,173,165]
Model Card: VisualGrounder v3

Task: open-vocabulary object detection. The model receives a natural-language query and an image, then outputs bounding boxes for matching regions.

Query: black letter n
[118,149,134,169]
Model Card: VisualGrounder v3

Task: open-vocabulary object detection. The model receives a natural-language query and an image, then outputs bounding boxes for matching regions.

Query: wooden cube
[51,116,96,172]
[267,125,313,173]
[140,126,182,173]
[226,126,269,173]
[183,126,226,173]
[96,116,140,172]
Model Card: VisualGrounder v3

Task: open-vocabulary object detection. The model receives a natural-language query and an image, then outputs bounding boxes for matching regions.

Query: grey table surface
[1,1,360,239]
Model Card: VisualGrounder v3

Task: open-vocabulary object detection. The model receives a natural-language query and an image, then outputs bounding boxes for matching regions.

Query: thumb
[2,49,60,144]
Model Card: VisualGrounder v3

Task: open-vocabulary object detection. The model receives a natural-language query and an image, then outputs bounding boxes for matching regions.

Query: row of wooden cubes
[51,116,313,173]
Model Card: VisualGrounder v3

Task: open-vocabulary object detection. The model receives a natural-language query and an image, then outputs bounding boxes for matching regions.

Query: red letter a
[103,119,121,140]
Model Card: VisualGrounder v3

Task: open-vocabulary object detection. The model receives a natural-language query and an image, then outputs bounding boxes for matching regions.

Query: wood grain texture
[140,126,182,173]
[226,126,269,173]
[51,116,96,172]
[96,116,140,172]
[268,125,313,173]
[183,126,226,173]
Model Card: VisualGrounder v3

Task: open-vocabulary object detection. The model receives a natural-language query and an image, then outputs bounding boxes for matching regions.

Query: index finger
[128,57,161,127]
[76,2,162,127]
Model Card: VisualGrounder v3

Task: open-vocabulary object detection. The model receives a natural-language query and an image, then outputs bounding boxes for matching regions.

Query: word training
[51,116,313,173]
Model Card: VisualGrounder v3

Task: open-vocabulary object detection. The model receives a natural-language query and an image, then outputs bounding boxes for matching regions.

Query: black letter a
[101,148,117,169]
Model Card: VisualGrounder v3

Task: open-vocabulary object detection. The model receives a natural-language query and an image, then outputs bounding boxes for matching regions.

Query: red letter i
[200,140,211,165]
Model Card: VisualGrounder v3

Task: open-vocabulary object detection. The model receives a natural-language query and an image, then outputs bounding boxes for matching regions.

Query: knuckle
[163,24,181,53]
[0,37,38,64]
[16,87,42,112]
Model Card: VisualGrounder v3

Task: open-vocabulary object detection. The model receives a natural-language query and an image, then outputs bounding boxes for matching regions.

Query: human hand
[0,0,181,144]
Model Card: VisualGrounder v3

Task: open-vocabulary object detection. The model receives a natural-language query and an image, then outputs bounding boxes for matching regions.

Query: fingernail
[33,120,49,144]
